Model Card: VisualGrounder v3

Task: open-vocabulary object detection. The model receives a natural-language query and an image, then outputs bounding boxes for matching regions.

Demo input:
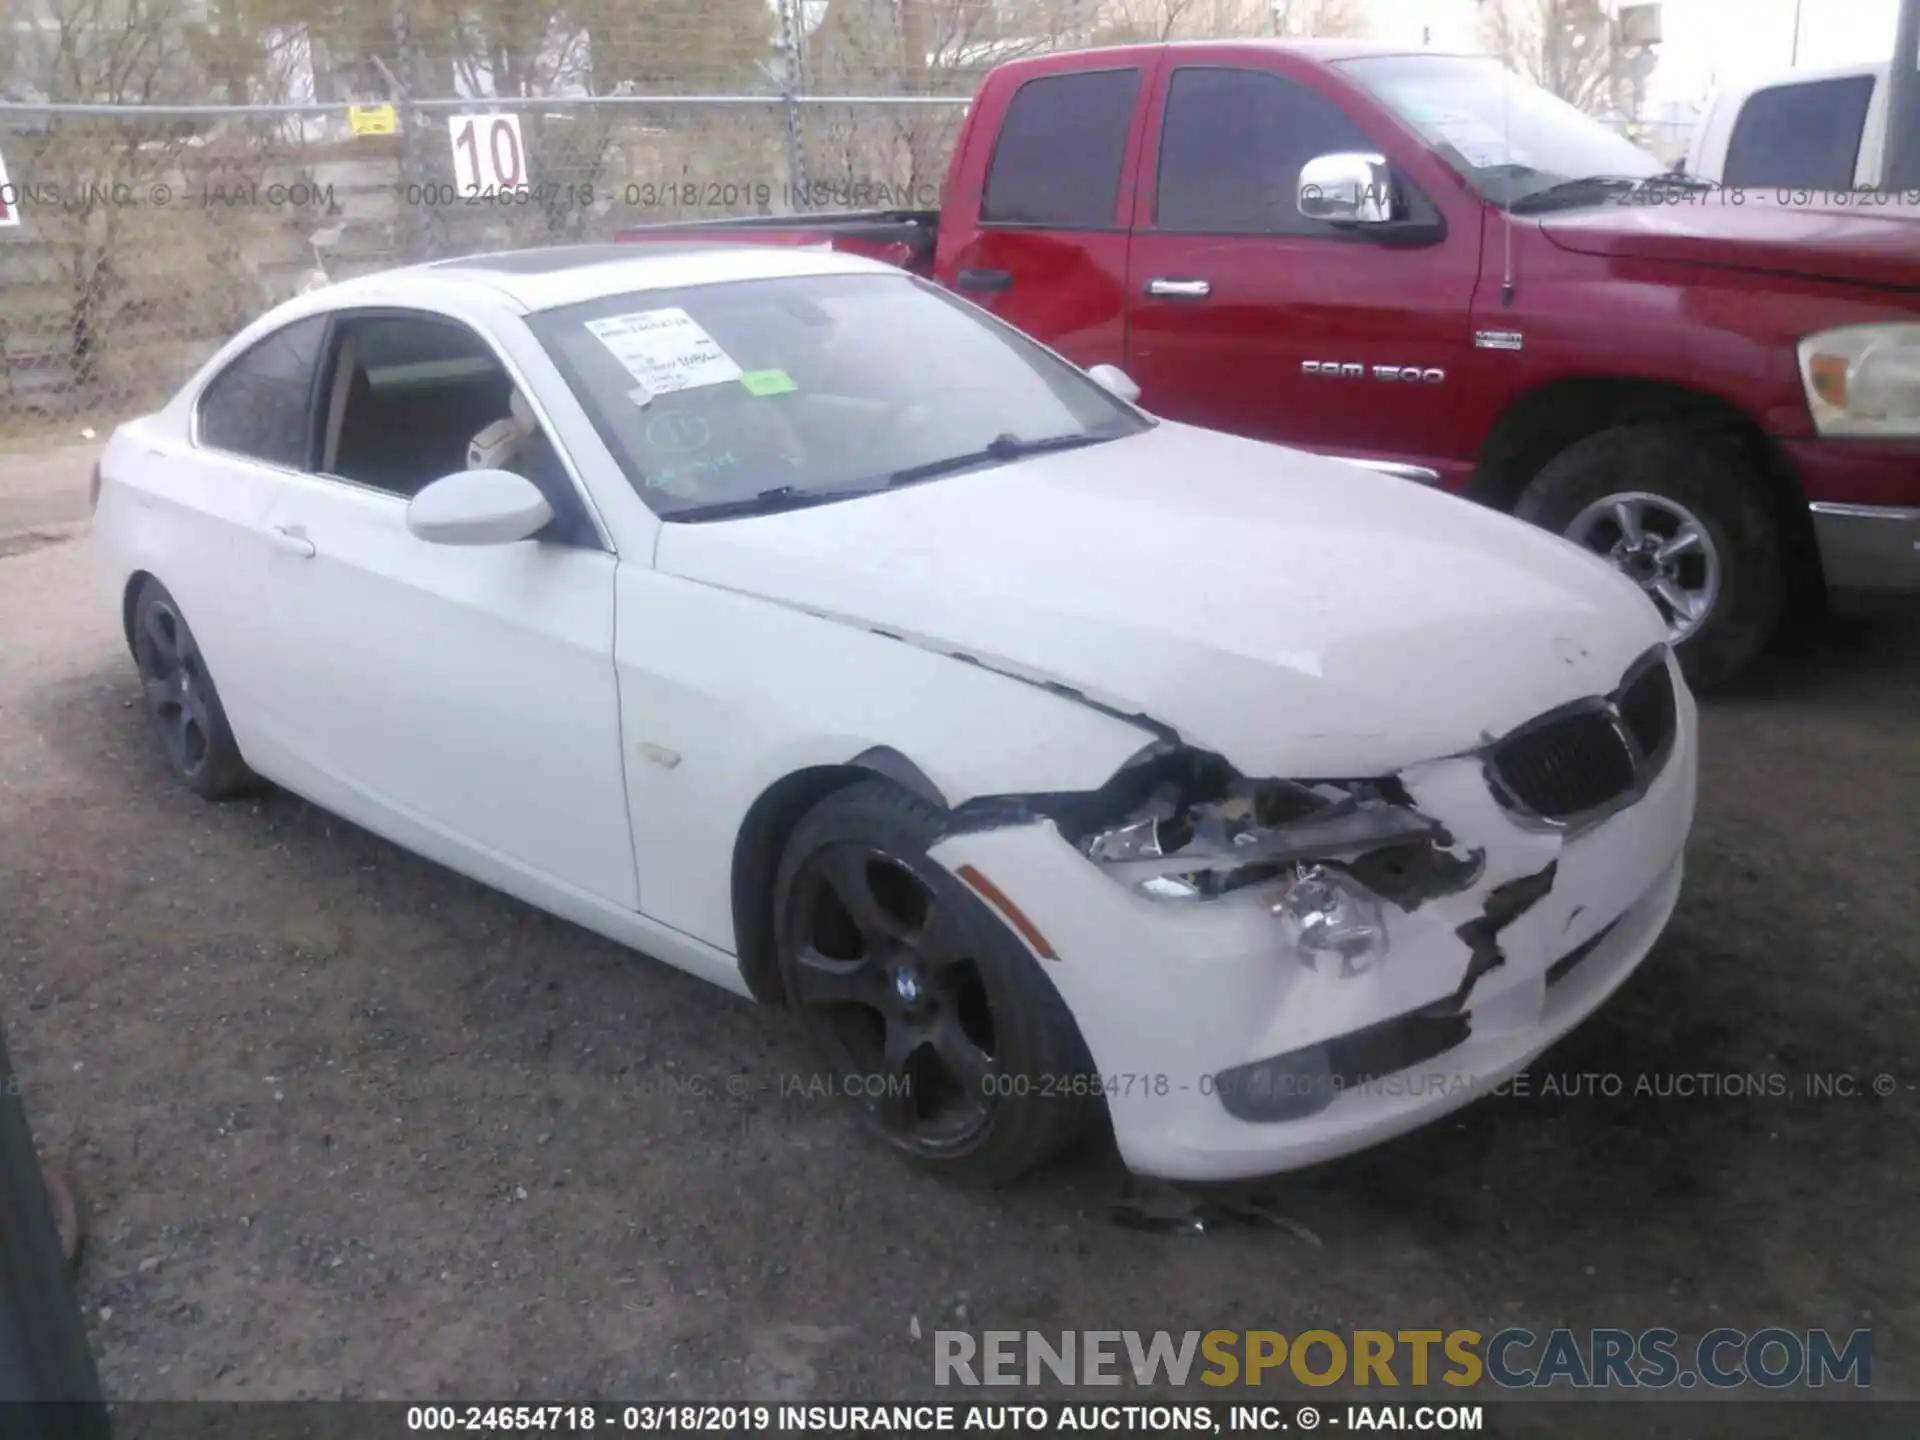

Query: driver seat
[467,388,539,472]
[466,391,593,547]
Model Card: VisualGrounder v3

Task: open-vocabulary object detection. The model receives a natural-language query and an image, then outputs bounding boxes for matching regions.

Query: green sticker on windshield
[739,368,797,397]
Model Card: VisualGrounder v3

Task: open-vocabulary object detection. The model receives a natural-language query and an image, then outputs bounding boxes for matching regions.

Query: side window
[322,315,510,499]
[196,316,329,467]
[1155,67,1373,236]
[981,68,1141,227]
[1722,77,1874,190]
[321,313,596,545]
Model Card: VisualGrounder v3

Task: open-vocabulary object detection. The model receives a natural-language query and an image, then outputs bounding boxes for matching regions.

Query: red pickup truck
[619,39,1920,687]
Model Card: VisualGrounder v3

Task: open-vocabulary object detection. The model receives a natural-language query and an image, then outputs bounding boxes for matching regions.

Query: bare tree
[1089,0,1195,43]
[2,0,219,389]
[1270,0,1367,39]
[807,0,1062,199]
[1482,0,1617,114]
[1092,0,1363,44]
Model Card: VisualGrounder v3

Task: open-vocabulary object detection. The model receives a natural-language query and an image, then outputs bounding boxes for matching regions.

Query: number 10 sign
[449,114,528,196]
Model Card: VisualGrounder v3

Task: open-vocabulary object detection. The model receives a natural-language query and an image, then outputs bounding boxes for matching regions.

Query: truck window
[1153,67,1372,235]
[981,68,1141,228]
[1722,76,1874,190]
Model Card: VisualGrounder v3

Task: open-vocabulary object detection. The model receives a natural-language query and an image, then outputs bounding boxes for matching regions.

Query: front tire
[1515,424,1784,690]
[773,780,1098,1185]
[130,578,255,799]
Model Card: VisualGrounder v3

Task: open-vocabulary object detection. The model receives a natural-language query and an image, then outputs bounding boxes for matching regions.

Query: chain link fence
[0,93,966,441]
[0,0,1127,441]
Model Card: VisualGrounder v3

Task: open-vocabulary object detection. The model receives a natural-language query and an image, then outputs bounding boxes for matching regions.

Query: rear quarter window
[195,315,329,468]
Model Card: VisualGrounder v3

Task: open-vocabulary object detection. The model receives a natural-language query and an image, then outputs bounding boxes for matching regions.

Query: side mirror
[1299,153,1396,225]
[1087,363,1142,404]
[406,469,553,547]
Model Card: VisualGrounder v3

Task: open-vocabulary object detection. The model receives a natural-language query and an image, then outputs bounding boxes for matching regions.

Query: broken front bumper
[927,677,1698,1183]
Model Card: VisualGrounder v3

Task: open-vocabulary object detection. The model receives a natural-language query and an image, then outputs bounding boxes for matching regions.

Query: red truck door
[1121,48,1486,488]
[931,52,1155,370]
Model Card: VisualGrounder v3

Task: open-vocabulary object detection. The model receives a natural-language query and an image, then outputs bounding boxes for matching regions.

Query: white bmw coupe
[93,243,1697,1184]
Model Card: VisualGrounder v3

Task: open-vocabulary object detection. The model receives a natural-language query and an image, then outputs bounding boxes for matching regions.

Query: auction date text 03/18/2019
[402,1402,1484,1433]
[395,181,942,211]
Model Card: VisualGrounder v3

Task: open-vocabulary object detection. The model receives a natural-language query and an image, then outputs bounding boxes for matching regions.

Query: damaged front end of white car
[927,643,1697,1182]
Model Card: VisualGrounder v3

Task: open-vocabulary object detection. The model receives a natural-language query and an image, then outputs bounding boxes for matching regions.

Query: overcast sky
[1652,0,1899,97]
[1364,0,1905,106]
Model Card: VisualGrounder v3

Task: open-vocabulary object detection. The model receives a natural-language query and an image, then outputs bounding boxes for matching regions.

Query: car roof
[319,242,900,315]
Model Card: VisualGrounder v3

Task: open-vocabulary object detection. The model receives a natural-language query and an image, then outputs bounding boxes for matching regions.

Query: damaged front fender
[957,743,1493,913]
[919,691,1694,1181]
[940,742,1587,1031]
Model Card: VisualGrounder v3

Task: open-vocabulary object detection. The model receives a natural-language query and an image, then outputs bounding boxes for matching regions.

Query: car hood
[1537,203,1920,291]
[653,423,1668,778]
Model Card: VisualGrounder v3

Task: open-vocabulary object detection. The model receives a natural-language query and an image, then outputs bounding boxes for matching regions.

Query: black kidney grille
[1491,708,1639,820]
[1489,650,1677,823]
[1617,658,1677,760]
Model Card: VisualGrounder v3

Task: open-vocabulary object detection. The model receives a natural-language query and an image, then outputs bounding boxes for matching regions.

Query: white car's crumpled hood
[654,422,1667,778]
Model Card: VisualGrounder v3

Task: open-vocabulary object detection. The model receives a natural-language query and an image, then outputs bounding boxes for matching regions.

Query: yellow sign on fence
[349,104,398,137]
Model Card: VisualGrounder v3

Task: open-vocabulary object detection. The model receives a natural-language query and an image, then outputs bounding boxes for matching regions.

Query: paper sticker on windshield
[1419,112,1512,168]
[587,308,742,394]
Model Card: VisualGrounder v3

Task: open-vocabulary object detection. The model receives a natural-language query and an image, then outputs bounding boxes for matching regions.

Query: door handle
[1145,278,1212,298]
[267,524,315,558]
[956,267,1014,293]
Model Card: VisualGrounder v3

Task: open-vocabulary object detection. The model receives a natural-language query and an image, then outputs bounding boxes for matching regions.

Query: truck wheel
[1515,425,1784,690]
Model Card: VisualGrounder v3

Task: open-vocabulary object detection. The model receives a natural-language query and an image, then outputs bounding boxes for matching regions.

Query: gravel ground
[1,506,1916,1424]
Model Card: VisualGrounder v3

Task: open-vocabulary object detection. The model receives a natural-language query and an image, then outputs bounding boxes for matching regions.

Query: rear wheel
[773,780,1098,1185]
[1515,425,1785,689]
[130,578,255,799]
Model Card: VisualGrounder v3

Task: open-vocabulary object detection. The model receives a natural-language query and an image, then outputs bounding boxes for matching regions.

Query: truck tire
[1515,425,1784,690]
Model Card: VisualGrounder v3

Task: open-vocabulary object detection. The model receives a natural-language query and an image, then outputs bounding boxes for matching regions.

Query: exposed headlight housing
[1798,323,1920,438]
[1273,865,1389,977]
[1068,746,1483,911]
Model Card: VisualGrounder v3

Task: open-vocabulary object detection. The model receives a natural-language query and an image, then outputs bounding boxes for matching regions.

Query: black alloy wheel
[783,838,1000,1153]
[130,579,254,799]
[774,781,1099,1184]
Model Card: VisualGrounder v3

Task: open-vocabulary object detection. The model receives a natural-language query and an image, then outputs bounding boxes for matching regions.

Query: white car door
[137,314,337,742]
[251,307,639,911]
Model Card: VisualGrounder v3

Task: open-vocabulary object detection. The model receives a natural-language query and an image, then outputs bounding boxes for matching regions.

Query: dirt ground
[1,497,1916,1423]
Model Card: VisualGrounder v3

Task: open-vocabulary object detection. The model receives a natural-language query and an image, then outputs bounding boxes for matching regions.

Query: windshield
[1338,54,1665,209]
[527,272,1147,521]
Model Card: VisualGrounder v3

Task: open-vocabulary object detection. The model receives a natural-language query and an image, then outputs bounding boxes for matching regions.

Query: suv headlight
[1798,323,1920,438]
